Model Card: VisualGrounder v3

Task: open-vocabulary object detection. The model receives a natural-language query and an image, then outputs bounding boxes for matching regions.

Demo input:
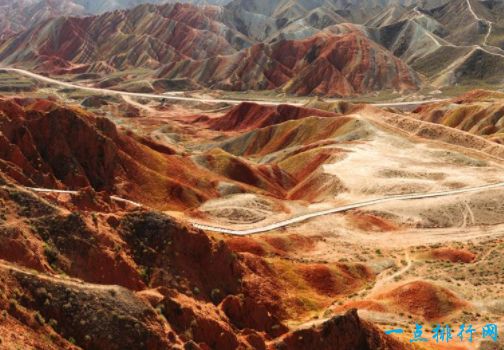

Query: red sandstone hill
[374,281,468,321]
[0,3,250,73]
[158,31,420,97]
[0,2,421,97]
[0,97,219,210]
[276,309,411,350]
[0,97,323,210]
[208,102,341,131]
[413,90,504,144]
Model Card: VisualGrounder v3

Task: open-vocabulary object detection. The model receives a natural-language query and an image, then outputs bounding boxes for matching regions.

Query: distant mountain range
[0,0,231,38]
[1,0,504,95]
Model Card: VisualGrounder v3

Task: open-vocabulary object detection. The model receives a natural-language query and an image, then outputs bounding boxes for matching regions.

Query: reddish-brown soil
[277,309,412,350]
[346,211,400,232]
[429,247,477,263]
[297,264,347,296]
[225,234,319,258]
[334,300,387,313]
[208,102,340,131]
[374,281,468,321]
[226,237,267,256]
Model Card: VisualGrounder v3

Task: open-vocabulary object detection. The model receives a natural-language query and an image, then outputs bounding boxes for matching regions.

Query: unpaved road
[26,187,143,207]
[193,182,504,235]
[369,252,412,295]
[4,67,504,235]
[1,67,447,108]
[17,182,504,235]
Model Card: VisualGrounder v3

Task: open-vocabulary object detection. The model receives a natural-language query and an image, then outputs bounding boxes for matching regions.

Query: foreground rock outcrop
[277,309,411,350]
[0,170,408,349]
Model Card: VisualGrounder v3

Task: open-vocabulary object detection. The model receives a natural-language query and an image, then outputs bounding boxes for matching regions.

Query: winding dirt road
[4,67,504,235]
[17,182,504,235]
[193,182,504,235]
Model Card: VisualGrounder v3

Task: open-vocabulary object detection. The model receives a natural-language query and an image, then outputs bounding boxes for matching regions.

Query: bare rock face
[276,309,412,350]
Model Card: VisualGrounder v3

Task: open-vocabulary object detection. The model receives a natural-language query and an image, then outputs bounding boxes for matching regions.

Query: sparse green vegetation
[43,243,59,266]
[34,312,45,325]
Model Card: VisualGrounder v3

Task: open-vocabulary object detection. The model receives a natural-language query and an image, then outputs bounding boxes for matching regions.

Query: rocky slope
[0,97,334,209]
[0,128,413,349]
[0,1,423,96]
[0,3,250,73]
[0,0,233,38]
[158,30,420,96]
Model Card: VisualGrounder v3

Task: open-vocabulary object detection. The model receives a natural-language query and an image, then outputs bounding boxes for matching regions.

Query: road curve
[1,67,447,108]
[1,67,300,106]
[11,183,504,234]
[192,182,504,235]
